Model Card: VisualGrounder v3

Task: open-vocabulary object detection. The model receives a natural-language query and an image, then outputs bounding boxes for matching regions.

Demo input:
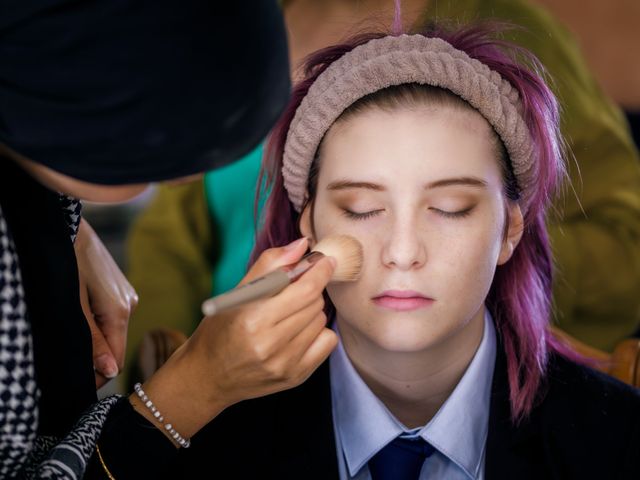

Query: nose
[381,216,427,271]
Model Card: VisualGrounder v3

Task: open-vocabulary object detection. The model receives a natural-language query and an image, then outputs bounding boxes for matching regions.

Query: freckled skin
[299,105,523,420]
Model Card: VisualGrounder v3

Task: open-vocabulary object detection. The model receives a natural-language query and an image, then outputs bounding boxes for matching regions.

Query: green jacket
[125,0,640,383]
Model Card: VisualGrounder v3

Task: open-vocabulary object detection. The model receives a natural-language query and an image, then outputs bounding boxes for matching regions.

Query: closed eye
[429,206,475,218]
[342,208,384,220]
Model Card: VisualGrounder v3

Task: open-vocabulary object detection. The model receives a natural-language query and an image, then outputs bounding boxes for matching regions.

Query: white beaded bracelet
[133,383,191,448]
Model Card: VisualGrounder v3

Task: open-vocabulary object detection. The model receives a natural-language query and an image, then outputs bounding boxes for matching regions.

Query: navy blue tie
[369,436,435,480]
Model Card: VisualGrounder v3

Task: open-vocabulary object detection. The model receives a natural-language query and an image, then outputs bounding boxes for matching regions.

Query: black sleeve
[619,396,640,478]
[85,397,179,479]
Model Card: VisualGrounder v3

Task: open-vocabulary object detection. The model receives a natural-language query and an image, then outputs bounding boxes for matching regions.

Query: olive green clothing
[126,181,213,372]
[125,0,640,383]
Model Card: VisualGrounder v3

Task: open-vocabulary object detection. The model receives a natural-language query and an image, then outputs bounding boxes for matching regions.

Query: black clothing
[0,0,290,184]
[95,339,640,479]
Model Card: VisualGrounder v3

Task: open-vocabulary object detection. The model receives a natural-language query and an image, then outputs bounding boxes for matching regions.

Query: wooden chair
[135,326,640,388]
[136,327,188,383]
[550,326,640,387]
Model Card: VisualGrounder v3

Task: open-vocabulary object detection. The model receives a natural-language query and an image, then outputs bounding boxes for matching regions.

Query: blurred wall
[532,0,640,109]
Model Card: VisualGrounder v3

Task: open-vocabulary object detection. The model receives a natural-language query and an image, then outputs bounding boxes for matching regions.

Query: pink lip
[372,290,434,312]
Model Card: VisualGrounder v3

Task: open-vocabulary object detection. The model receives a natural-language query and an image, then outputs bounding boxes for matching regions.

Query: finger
[210,251,332,336]
[79,279,108,389]
[283,311,329,363]
[240,237,309,285]
[81,284,119,382]
[270,297,325,347]
[294,328,339,383]
[90,295,131,372]
[113,269,139,315]
[94,313,129,372]
[264,256,335,321]
[128,288,140,314]
[84,276,135,372]
[255,311,329,389]
[88,316,119,381]
[240,312,330,395]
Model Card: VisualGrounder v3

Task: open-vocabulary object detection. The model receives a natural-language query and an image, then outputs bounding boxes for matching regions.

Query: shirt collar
[330,309,497,478]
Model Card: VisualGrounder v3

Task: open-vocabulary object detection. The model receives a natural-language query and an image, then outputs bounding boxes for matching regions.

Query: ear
[299,204,315,247]
[497,203,524,266]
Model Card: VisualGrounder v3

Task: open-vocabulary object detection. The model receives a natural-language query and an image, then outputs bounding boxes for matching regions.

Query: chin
[362,317,442,353]
[81,184,150,203]
[370,333,437,353]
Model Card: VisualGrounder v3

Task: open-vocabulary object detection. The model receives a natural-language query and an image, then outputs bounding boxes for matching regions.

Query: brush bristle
[311,234,363,282]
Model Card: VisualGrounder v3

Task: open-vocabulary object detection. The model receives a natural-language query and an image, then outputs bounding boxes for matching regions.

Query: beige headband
[282,34,535,212]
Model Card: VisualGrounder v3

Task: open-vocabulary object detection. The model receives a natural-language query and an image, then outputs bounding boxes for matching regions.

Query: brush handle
[201,269,291,317]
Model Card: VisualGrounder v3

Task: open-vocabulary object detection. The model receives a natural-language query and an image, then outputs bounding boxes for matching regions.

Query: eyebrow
[326,177,488,191]
[426,177,488,189]
[327,180,385,191]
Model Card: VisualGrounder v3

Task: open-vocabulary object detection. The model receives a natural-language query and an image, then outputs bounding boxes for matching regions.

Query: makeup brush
[201,234,363,317]
[310,234,363,283]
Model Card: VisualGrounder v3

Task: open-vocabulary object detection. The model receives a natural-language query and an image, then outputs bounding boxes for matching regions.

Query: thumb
[240,237,309,285]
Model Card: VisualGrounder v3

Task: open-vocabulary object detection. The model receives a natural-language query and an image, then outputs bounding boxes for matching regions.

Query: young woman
[170,23,640,480]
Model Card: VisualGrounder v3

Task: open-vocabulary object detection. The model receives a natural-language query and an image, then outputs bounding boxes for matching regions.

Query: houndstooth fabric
[58,195,83,244]
[0,196,119,479]
[0,203,39,478]
[33,395,121,480]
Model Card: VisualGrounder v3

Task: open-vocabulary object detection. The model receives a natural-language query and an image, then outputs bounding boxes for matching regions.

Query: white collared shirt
[330,309,497,480]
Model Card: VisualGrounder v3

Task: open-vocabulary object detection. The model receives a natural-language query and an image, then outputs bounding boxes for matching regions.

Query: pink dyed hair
[251,23,579,422]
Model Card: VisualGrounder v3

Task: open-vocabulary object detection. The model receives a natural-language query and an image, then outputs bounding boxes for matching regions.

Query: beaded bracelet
[133,383,191,448]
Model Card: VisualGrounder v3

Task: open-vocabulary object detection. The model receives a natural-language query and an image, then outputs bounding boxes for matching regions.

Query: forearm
[128,343,228,445]
[86,347,230,478]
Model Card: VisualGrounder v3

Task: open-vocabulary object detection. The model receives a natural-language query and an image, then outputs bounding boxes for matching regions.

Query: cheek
[313,212,383,286]
[326,281,366,312]
[313,215,379,316]
[318,223,381,310]
[435,217,504,298]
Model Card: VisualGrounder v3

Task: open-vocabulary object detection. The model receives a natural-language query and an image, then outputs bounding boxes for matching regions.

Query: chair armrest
[610,338,640,387]
[137,328,188,382]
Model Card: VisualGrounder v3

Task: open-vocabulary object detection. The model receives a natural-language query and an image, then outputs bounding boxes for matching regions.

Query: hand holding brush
[137,236,362,442]
[201,234,363,317]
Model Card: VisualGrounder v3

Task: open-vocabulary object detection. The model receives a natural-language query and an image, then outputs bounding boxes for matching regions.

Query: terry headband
[282,34,535,212]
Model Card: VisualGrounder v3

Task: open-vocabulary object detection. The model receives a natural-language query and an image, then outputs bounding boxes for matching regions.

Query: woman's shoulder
[539,351,640,448]
[487,351,640,479]
[509,352,640,477]
[544,351,640,407]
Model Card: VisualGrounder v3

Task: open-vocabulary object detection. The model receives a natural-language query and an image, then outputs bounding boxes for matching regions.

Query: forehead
[318,105,501,184]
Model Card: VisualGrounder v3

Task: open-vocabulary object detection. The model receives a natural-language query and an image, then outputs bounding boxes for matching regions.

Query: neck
[338,307,485,429]
[284,0,431,79]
